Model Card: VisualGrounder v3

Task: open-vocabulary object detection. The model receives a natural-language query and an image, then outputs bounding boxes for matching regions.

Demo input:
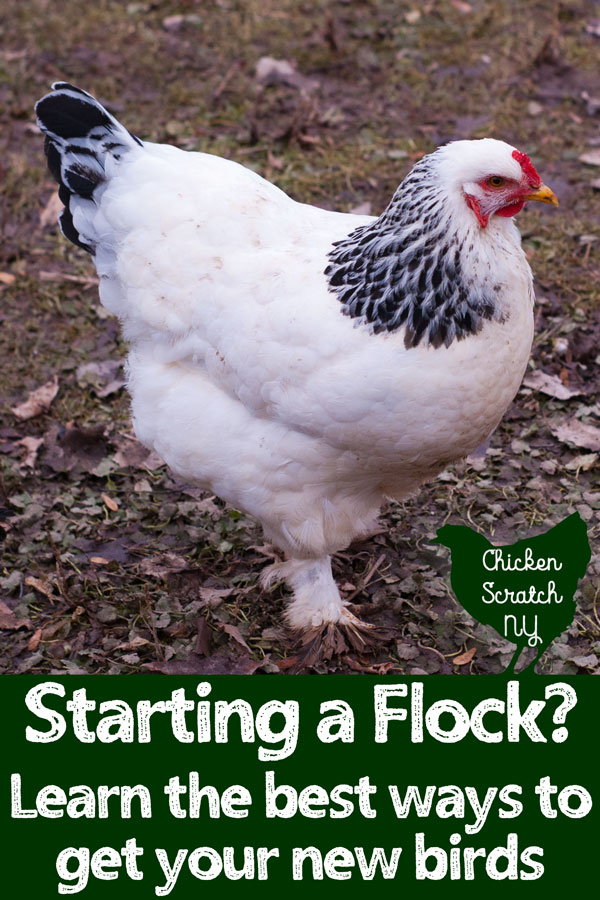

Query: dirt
[0,0,599,674]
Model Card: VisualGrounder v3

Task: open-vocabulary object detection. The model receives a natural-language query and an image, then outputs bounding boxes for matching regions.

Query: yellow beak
[523,183,559,206]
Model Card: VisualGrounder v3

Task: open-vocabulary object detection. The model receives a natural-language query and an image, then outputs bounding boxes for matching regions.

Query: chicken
[432,513,591,672]
[35,82,558,650]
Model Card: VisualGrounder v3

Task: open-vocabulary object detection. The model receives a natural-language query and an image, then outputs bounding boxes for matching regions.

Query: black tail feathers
[35,83,142,253]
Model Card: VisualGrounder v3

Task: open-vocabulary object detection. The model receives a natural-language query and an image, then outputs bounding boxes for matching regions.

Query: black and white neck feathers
[325,147,512,349]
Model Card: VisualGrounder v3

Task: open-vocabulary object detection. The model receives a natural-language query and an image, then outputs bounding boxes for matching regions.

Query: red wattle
[496,200,525,218]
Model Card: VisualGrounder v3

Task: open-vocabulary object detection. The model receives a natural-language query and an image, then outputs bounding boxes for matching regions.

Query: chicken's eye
[488,176,505,188]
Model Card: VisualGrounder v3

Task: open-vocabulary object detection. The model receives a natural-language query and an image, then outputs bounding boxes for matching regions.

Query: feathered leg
[261,556,388,664]
[271,557,344,629]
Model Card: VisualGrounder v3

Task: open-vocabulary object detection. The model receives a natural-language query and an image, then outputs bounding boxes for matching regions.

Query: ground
[0,0,599,674]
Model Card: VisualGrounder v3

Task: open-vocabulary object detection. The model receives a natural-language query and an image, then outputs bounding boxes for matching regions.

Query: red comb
[512,149,541,186]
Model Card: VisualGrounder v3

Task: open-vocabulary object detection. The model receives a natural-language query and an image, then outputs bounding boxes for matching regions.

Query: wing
[93,143,403,439]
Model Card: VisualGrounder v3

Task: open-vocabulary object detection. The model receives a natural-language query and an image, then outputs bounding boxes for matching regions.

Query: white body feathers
[37,86,535,631]
[90,143,533,553]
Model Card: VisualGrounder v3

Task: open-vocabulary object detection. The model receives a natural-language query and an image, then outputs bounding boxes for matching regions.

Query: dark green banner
[3,676,598,896]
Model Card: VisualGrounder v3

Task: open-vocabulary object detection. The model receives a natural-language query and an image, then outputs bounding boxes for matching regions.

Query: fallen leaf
[396,642,420,660]
[11,376,59,420]
[90,556,110,565]
[0,599,30,630]
[162,13,201,30]
[581,91,600,116]
[101,493,119,511]
[342,655,374,672]
[370,661,402,674]
[25,575,56,601]
[39,191,63,228]
[76,536,131,563]
[138,553,187,578]
[18,436,44,469]
[540,459,558,474]
[451,0,472,12]
[453,647,476,666]
[523,370,582,400]
[17,652,44,672]
[144,651,268,674]
[579,149,600,166]
[76,360,125,398]
[551,418,600,452]
[28,629,42,651]
[584,19,600,37]
[565,453,598,472]
[0,49,27,61]
[261,625,288,641]
[342,655,401,674]
[198,586,235,607]
[221,623,252,653]
[569,653,598,668]
[112,432,164,470]
[121,652,141,665]
[41,621,66,640]
[0,570,22,591]
[194,618,212,656]
[0,272,16,285]
[296,132,320,146]
[276,656,298,670]
[115,635,152,651]
[466,454,487,471]
[255,57,319,93]
[44,422,108,474]
[97,605,118,624]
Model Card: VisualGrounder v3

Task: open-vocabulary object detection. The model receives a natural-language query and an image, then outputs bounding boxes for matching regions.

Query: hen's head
[435,138,558,229]
[327,137,558,348]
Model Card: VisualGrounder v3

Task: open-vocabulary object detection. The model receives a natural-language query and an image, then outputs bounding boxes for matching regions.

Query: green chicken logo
[432,513,591,675]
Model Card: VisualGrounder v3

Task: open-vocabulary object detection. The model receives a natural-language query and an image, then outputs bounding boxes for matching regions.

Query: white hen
[36,83,557,647]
